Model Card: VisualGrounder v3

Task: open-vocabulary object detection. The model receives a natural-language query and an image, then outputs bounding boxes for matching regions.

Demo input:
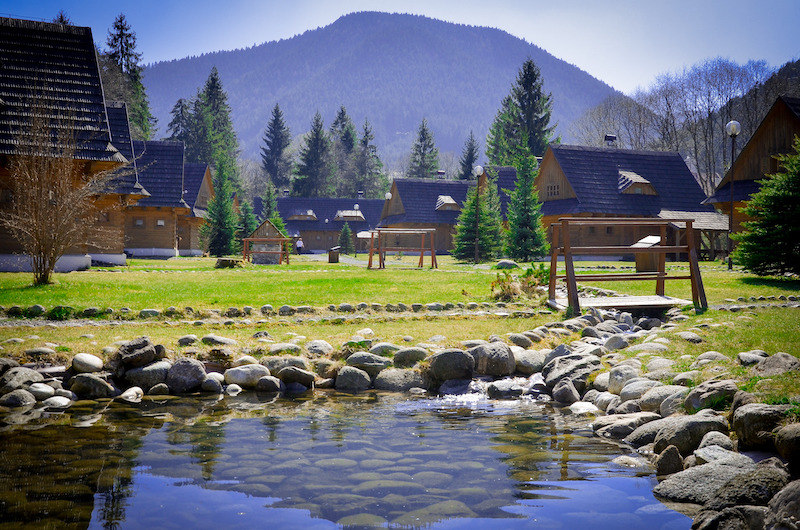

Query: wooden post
[657,224,666,296]
[368,231,376,269]
[548,223,560,301]
[418,233,425,268]
[686,221,708,309]
[562,220,580,314]
[430,230,437,269]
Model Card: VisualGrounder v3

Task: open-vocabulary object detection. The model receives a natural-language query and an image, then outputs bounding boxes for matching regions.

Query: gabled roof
[183,162,212,217]
[105,102,148,197]
[131,140,189,209]
[541,144,714,217]
[0,17,122,162]
[381,179,471,226]
[262,197,384,238]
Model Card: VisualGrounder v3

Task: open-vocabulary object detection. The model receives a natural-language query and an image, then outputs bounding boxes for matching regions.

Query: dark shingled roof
[380,167,516,227]
[0,17,122,162]
[256,197,384,238]
[541,144,715,218]
[132,140,189,209]
[782,95,800,120]
[105,102,149,197]
[183,162,210,217]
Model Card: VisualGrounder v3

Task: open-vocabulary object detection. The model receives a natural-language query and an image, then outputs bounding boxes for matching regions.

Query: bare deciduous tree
[1,98,121,285]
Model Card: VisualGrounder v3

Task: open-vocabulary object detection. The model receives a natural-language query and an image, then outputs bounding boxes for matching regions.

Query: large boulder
[639,385,687,413]
[754,352,800,377]
[0,366,44,395]
[541,353,601,393]
[224,364,272,389]
[373,368,425,392]
[514,349,546,375]
[166,358,207,394]
[305,340,333,356]
[706,458,790,511]
[118,337,164,368]
[71,353,104,373]
[260,355,309,373]
[0,388,36,407]
[124,360,172,390]
[335,366,371,391]
[70,373,118,399]
[619,380,662,402]
[346,351,392,378]
[765,480,800,530]
[427,349,474,381]
[775,423,800,477]
[276,366,316,387]
[607,364,640,395]
[683,379,738,413]
[733,403,793,451]
[468,342,515,376]
[592,412,661,440]
[652,462,757,505]
[393,347,428,367]
[653,410,729,456]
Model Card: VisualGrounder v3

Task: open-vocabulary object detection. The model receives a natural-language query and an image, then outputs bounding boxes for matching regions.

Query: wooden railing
[367,228,438,269]
[548,218,707,313]
[242,237,292,265]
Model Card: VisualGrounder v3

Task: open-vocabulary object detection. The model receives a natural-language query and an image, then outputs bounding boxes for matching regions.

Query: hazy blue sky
[3,0,798,93]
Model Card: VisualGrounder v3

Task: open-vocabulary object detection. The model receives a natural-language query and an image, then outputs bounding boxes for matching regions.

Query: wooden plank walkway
[547,295,692,312]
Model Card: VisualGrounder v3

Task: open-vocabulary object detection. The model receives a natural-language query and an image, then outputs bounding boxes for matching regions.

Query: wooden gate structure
[547,218,707,314]
[367,228,438,269]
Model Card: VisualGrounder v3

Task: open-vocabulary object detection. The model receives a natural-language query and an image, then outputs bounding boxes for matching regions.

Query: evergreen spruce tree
[486,96,520,166]
[105,14,156,140]
[457,131,481,180]
[330,105,358,196]
[259,180,279,222]
[185,92,215,165]
[505,154,549,261]
[338,222,355,255]
[260,103,293,193]
[406,118,439,179]
[733,136,800,275]
[452,176,504,262]
[293,112,335,197]
[353,119,389,198]
[166,98,191,144]
[203,157,237,257]
[236,199,258,250]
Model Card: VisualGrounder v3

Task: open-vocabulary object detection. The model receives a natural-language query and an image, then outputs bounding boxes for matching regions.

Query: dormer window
[618,170,656,195]
[546,184,560,198]
[435,195,460,211]
[334,209,365,221]
[288,209,317,220]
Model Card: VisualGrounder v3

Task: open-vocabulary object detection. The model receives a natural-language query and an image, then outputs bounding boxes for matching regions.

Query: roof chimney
[357,190,364,199]
[436,170,446,179]
[604,134,617,147]
[283,189,290,197]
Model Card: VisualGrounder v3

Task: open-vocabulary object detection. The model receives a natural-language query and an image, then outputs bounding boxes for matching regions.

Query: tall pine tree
[202,157,237,256]
[505,155,549,261]
[452,175,504,262]
[330,105,358,196]
[260,103,293,193]
[166,98,191,144]
[406,118,439,179]
[457,131,481,180]
[236,199,258,251]
[353,119,389,198]
[293,112,335,197]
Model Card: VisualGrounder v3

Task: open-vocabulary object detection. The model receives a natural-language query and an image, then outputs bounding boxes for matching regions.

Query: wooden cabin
[124,141,191,257]
[536,145,727,259]
[0,17,126,272]
[378,167,516,252]
[705,96,800,233]
[178,163,214,256]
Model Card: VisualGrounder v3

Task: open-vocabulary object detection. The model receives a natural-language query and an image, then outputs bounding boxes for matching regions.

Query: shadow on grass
[740,276,800,292]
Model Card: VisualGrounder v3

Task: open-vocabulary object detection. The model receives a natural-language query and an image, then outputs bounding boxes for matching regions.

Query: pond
[0,391,691,529]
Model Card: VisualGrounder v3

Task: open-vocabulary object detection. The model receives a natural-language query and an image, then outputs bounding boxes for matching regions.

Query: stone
[28,382,55,400]
[514,349,546,375]
[569,401,599,415]
[260,355,309,373]
[604,334,630,351]
[737,349,769,366]
[697,351,728,362]
[672,371,701,386]
[369,342,401,356]
[694,445,755,467]
[684,379,738,413]
[201,334,237,346]
[765,480,800,529]
[373,368,425,392]
[269,343,301,355]
[166,358,207,394]
[692,507,767,530]
[626,343,669,354]
[775,424,800,476]
[118,337,163,368]
[314,359,339,379]
[733,403,793,450]
[0,358,20,377]
[646,357,675,372]
[552,378,580,404]
[698,430,734,451]
[24,347,56,356]
[232,355,259,367]
[70,373,118,399]
[619,380,662,402]
[542,353,601,393]
[593,412,661,439]
[610,399,642,414]
[706,458,791,510]
[593,391,618,411]
[468,342,516,376]
[70,352,104,373]
[346,351,392,377]
[0,366,44,395]
[41,395,72,410]
[676,331,703,343]
[226,384,242,395]
[608,364,640,395]
[201,377,223,393]
[639,385,687,413]
[305,340,333,355]
[335,366,371,391]
[119,386,144,403]
[653,411,729,457]
[255,375,284,393]
[754,352,800,376]
[655,445,683,476]
[178,335,198,346]
[652,462,757,505]
[148,383,170,395]
[276,366,316,387]
[625,417,673,447]
[224,364,272,389]
[0,388,36,407]
[393,347,428,367]
[496,259,518,269]
[124,360,172,390]
[427,349,474,381]
[138,309,160,318]
[543,343,573,365]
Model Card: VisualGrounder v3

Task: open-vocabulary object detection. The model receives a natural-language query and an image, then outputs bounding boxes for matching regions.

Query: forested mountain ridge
[143,11,617,168]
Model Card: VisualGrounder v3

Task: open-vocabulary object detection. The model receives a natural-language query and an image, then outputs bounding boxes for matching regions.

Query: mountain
[142,11,618,169]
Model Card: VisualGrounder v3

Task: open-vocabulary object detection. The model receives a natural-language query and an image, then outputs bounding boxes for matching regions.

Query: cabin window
[606,226,613,235]
[134,218,144,228]
[588,226,595,234]
[546,184,560,198]
[635,187,643,194]
[157,219,166,227]
[316,235,321,240]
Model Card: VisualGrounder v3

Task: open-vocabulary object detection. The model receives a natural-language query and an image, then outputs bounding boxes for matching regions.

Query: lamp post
[725,120,741,270]
[472,165,483,263]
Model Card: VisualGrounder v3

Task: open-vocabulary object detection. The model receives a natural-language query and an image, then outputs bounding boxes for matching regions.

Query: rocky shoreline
[1,304,799,529]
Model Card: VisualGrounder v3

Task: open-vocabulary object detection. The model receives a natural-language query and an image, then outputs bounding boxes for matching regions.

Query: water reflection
[0,392,691,529]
